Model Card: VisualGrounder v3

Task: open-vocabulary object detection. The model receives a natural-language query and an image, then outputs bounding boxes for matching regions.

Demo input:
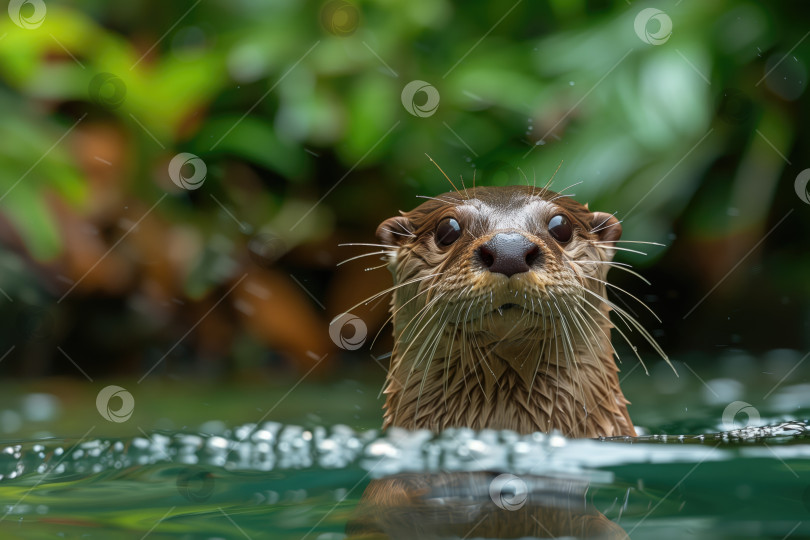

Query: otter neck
[381,286,636,438]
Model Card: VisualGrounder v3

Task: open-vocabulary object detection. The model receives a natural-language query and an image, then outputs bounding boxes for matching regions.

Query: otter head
[376,186,665,437]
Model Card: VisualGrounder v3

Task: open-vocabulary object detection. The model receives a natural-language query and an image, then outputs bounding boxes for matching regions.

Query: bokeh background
[0,0,808,435]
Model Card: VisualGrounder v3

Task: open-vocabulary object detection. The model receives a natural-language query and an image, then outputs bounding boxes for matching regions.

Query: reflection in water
[348,472,627,539]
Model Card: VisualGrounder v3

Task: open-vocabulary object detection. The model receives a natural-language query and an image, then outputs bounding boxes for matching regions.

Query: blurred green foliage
[0,0,807,373]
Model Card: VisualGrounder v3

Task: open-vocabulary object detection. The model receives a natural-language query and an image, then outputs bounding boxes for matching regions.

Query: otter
[347,183,662,539]
[374,184,667,438]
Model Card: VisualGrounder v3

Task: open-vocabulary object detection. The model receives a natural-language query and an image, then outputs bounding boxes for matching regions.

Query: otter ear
[590,212,622,244]
[376,215,413,247]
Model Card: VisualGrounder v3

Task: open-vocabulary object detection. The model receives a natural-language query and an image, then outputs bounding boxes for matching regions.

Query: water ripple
[0,421,808,483]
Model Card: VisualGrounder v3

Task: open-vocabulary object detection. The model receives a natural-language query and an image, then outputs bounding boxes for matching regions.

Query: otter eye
[548,214,573,243]
[436,217,462,246]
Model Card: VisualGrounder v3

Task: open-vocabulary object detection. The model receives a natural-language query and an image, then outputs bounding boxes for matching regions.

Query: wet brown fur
[375,185,652,438]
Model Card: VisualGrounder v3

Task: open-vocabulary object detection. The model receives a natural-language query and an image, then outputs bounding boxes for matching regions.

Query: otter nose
[478,233,541,277]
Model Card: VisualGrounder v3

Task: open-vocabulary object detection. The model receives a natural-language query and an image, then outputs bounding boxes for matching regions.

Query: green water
[0,351,809,539]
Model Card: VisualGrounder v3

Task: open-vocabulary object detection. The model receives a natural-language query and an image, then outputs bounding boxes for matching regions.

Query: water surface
[0,352,808,539]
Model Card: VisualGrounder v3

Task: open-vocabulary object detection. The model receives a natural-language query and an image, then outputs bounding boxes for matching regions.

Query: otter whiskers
[370,184,667,437]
